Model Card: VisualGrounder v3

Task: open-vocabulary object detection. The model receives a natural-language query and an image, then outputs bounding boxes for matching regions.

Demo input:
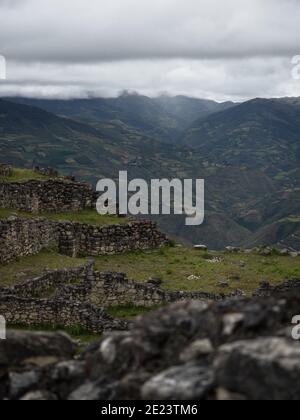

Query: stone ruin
[0,164,169,263]
[0,165,173,337]
[0,217,169,263]
[1,165,300,400]
[0,260,246,335]
[0,178,96,214]
[0,254,298,400]
[1,284,300,400]
[1,257,294,337]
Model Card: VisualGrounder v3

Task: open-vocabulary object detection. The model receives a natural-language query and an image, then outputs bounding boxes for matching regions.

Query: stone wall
[57,220,169,257]
[253,279,300,297]
[1,262,240,309]
[0,217,169,263]
[0,262,244,335]
[81,271,228,307]
[0,179,95,213]
[0,217,57,264]
[5,265,88,298]
[0,295,127,334]
[0,265,125,334]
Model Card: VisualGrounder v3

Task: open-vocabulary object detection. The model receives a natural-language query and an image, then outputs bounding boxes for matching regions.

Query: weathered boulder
[20,390,58,400]
[0,330,76,371]
[179,339,214,362]
[9,370,41,400]
[216,338,300,400]
[142,364,214,400]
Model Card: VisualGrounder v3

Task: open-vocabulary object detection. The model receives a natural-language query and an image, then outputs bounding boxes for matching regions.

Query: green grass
[0,250,86,287]
[45,210,128,226]
[0,167,51,182]
[1,247,299,296]
[0,208,127,226]
[93,247,300,295]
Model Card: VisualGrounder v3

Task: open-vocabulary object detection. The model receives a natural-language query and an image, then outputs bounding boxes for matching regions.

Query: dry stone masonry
[81,270,240,307]
[57,220,169,257]
[0,167,169,261]
[0,295,127,334]
[0,261,244,335]
[0,261,240,307]
[1,287,300,400]
[0,179,96,213]
[0,217,169,263]
[0,262,128,334]
[0,217,57,264]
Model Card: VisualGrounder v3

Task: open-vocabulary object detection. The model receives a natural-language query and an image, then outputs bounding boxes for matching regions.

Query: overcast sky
[0,0,300,101]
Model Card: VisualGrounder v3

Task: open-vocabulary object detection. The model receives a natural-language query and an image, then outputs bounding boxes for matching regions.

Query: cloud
[0,0,300,99]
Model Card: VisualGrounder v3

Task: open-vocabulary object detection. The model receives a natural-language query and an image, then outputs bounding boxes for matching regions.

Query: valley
[0,94,299,250]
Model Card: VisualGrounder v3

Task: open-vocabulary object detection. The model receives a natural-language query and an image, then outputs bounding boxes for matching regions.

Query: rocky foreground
[1,282,300,400]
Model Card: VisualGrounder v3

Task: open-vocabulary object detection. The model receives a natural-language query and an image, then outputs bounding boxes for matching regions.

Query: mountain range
[0,94,299,250]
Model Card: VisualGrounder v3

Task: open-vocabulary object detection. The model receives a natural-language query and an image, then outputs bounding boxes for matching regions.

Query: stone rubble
[1,285,300,400]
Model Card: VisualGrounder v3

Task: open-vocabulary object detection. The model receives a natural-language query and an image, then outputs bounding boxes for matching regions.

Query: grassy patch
[45,210,128,226]
[0,167,51,182]
[1,246,299,296]
[93,247,300,295]
[0,250,86,287]
[0,208,128,226]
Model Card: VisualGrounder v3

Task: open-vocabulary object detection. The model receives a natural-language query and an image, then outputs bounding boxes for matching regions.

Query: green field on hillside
[0,167,51,182]
[0,250,86,287]
[94,247,300,294]
[0,208,127,226]
[1,247,299,294]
